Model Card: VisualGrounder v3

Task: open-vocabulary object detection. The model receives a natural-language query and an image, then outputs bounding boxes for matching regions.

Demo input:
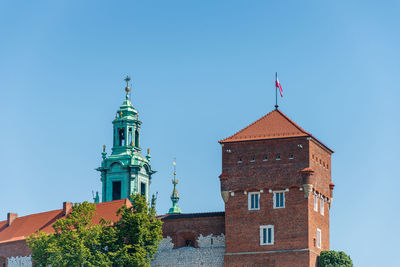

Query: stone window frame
[248,192,260,210]
[317,228,322,248]
[260,225,274,245]
[320,197,324,216]
[273,191,285,209]
[314,193,318,212]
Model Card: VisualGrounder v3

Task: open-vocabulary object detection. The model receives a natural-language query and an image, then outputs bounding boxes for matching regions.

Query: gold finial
[131,141,135,146]
[136,113,139,119]
[103,145,106,152]
[120,111,123,118]
[147,148,150,154]
[172,158,177,182]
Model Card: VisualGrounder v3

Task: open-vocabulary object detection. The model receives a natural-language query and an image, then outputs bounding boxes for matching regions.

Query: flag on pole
[275,75,283,97]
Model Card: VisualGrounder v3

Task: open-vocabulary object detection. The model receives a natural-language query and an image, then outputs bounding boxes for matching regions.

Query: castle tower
[97,77,155,202]
[219,109,334,267]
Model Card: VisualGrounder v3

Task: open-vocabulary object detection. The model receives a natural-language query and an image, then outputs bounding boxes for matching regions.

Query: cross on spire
[124,75,131,87]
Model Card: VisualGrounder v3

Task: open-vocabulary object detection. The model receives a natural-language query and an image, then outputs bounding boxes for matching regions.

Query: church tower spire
[168,160,181,214]
[97,77,155,202]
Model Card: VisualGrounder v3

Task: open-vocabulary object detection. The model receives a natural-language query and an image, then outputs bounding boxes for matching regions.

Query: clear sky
[0,1,398,266]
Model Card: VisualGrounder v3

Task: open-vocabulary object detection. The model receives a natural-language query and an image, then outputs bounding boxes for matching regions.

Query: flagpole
[275,72,278,109]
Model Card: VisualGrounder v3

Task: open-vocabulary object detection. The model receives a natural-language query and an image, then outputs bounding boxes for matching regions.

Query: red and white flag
[275,74,283,97]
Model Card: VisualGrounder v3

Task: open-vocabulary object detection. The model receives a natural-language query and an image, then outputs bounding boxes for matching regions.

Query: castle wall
[308,140,332,255]
[160,212,225,248]
[151,235,225,267]
[151,213,225,266]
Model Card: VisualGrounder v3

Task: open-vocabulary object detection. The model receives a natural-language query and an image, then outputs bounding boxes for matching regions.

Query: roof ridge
[0,209,63,224]
[275,109,311,136]
[219,109,276,143]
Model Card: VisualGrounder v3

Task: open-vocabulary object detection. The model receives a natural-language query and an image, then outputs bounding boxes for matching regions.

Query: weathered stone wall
[7,255,32,267]
[151,234,225,267]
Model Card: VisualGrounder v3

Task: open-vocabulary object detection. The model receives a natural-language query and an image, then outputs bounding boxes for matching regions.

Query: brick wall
[220,136,333,266]
[161,213,225,249]
[0,240,31,267]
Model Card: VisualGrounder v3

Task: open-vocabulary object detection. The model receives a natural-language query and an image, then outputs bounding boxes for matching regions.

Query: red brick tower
[219,109,334,267]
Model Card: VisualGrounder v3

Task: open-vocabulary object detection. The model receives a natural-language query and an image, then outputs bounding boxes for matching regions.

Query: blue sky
[0,1,399,266]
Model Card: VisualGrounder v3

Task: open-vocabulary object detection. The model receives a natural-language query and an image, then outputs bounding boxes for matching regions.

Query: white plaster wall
[151,234,225,267]
[7,256,32,267]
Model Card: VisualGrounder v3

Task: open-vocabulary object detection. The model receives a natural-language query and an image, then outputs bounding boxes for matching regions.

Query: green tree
[319,251,353,267]
[27,195,163,267]
[112,194,163,266]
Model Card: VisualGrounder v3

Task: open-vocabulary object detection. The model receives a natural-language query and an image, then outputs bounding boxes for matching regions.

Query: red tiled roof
[219,109,333,153]
[0,199,131,244]
[219,109,310,143]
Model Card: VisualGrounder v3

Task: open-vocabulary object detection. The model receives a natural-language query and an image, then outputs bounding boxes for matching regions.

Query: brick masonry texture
[220,136,333,266]
[160,214,225,248]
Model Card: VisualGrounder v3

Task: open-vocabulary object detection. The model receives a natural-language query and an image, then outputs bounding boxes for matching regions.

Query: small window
[260,225,274,245]
[317,228,321,248]
[238,158,243,163]
[112,181,122,201]
[327,163,329,169]
[263,156,268,161]
[289,154,294,160]
[276,155,281,160]
[248,192,260,210]
[140,182,146,197]
[314,194,318,212]
[135,129,139,147]
[250,157,255,162]
[185,239,194,247]
[320,198,324,215]
[118,128,125,146]
[273,191,285,209]
[128,128,133,146]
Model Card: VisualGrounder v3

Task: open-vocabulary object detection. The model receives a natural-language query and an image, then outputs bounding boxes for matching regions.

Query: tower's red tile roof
[0,199,131,244]
[219,109,333,152]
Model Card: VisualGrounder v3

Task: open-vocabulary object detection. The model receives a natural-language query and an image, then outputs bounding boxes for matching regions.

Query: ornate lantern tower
[96,77,155,202]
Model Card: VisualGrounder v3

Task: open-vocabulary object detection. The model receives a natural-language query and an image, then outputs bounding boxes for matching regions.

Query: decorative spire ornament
[168,159,181,214]
[124,75,131,100]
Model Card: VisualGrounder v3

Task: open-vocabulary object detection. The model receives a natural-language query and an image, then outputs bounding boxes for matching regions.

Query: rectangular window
[140,182,146,197]
[248,192,260,210]
[317,228,321,248]
[112,181,121,201]
[314,194,318,212]
[260,225,274,245]
[273,191,285,209]
[320,198,324,215]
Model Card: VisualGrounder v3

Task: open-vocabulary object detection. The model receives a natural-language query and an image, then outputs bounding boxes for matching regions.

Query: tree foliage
[319,250,353,267]
[27,195,163,267]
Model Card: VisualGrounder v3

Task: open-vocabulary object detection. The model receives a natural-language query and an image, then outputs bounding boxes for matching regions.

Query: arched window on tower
[118,128,125,146]
[135,129,139,148]
[128,128,133,146]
